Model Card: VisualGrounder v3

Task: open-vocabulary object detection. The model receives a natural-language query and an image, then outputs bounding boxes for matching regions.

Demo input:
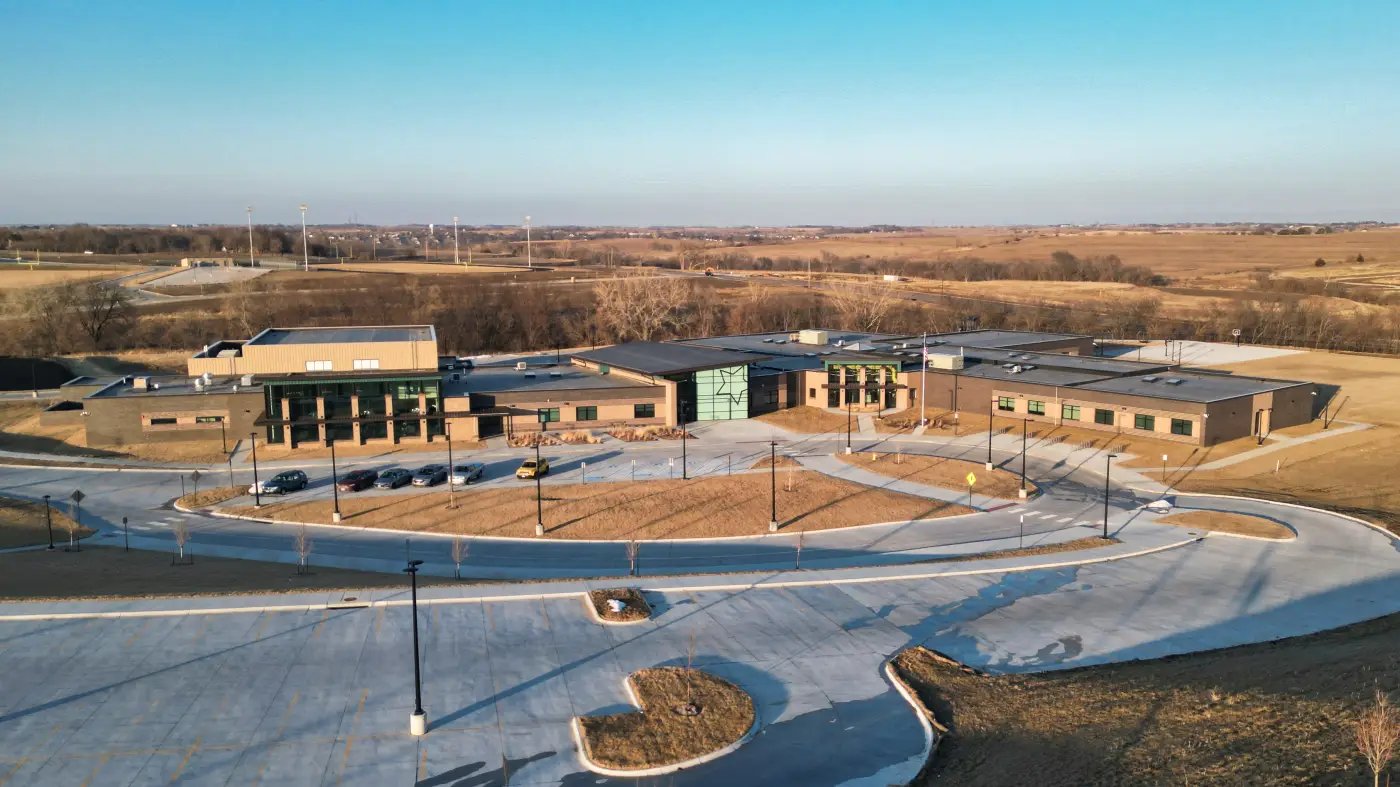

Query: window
[634,403,655,419]
[538,408,560,423]
[150,417,178,425]
[305,360,332,372]
[353,359,380,370]
[1171,418,1193,436]
[575,406,597,422]
[195,415,224,424]
[809,388,816,400]
[1134,413,1156,431]
[997,396,1016,412]
[1095,408,1115,426]
[1027,400,1045,416]
[1061,404,1080,421]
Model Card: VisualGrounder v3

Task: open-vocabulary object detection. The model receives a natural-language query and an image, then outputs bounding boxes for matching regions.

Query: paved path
[0,498,1394,786]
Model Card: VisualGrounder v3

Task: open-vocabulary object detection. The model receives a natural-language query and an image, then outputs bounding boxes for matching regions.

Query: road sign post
[965,471,976,507]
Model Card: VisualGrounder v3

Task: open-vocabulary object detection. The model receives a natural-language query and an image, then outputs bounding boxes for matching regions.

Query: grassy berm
[895,613,1400,786]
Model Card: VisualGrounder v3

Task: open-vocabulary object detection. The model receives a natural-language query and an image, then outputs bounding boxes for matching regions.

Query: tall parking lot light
[330,437,342,523]
[846,394,853,453]
[404,558,427,735]
[534,411,544,537]
[1019,418,1028,498]
[43,494,53,550]
[299,204,309,271]
[985,400,995,470]
[1103,450,1114,534]
[445,422,456,510]
[250,432,262,509]
[681,421,688,480]
[768,441,778,532]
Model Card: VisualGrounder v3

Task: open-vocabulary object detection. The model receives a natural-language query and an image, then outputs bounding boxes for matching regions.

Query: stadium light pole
[452,216,460,265]
[299,203,309,271]
[524,215,532,269]
[1103,450,1114,534]
[404,558,427,735]
[246,206,256,266]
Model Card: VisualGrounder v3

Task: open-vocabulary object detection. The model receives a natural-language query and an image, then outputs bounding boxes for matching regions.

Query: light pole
[43,494,53,550]
[445,422,456,510]
[985,400,995,470]
[534,411,544,536]
[846,392,853,454]
[219,419,227,454]
[919,332,928,426]
[330,437,342,523]
[250,432,262,509]
[299,203,309,271]
[123,516,129,552]
[246,206,256,267]
[452,216,460,265]
[524,215,532,269]
[768,440,778,532]
[404,558,427,736]
[681,420,688,480]
[1103,453,1118,540]
[1161,453,1168,485]
[1019,418,1028,498]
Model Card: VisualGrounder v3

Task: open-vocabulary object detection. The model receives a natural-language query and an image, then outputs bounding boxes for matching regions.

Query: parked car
[374,468,413,489]
[516,457,549,479]
[450,463,486,485]
[336,469,378,492]
[411,464,448,487]
[250,470,308,496]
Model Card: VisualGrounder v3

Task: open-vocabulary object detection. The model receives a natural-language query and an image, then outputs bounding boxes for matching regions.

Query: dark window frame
[1134,413,1156,431]
[1094,408,1115,426]
[1170,418,1193,436]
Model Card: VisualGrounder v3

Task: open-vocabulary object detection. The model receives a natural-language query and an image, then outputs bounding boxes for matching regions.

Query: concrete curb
[0,536,1200,621]
[569,672,760,778]
[580,591,652,626]
[884,660,938,770]
[0,461,203,474]
[1177,492,1399,544]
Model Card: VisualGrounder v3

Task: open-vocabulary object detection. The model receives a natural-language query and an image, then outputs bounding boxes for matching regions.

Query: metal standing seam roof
[573,342,766,376]
[247,326,436,346]
[442,366,658,395]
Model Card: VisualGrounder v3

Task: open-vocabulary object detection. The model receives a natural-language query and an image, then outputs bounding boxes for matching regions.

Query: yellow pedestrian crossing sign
[966,472,976,486]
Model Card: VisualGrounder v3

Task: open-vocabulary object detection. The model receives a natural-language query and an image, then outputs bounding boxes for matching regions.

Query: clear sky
[3,0,1398,226]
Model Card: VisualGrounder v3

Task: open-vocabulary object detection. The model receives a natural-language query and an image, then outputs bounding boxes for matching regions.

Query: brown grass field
[0,545,453,600]
[837,452,1029,499]
[0,265,139,290]
[1156,510,1293,539]
[577,667,754,771]
[228,471,969,539]
[894,611,1400,786]
[752,407,855,434]
[0,495,91,549]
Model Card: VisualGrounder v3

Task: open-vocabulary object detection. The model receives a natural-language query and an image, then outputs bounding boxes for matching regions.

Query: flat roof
[911,329,1089,349]
[443,365,656,396]
[247,325,435,346]
[574,342,764,376]
[1073,371,1311,403]
[956,364,1110,387]
[681,330,903,357]
[87,375,264,399]
[961,348,1172,376]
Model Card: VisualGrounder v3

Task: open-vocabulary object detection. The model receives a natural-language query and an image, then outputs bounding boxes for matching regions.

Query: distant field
[0,265,138,290]
[326,261,549,275]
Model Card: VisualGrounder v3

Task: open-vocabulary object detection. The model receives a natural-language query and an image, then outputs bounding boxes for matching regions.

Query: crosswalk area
[1011,507,1103,530]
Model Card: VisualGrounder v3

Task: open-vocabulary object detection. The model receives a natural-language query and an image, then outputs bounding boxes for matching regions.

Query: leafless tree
[626,539,640,577]
[14,285,76,356]
[70,281,132,349]
[1356,689,1400,787]
[826,278,898,332]
[594,272,690,341]
[294,525,313,574]
[451,537,467,580]
[172,520,190,563]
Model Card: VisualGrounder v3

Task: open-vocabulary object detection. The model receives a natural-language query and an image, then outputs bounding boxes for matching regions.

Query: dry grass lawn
[248,439,482,462]
[578,667,755,771]
[0,495,92,549]
[1157,510,1293,540]
[177,485,245,509]
[228,471,969,539]
[0,545,453,600]
[327,261,534,275]
[893,611,1400,786]
[0,266,138,290]
[589,588,650,622]
[753,407,856,434]
[838,452,1030,499]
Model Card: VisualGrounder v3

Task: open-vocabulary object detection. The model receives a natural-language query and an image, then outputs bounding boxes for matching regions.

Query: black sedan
[336,469,378,492]
[374,468,413,489]
[411,464,448,487]
[250,470,308,496]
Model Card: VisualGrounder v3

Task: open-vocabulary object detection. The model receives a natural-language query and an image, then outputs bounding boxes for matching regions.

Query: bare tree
[451,537,467,580]
[15,285,76,356]
[1356,689,1400,787]
[826,278,898,332]
[594,272,690,341]
[70,281,132,349]
[626,539,640,577]
[294,525,313,574]
[172,520,190,564]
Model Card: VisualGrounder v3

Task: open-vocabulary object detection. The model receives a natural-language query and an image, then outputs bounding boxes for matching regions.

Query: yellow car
[516,457,549,479]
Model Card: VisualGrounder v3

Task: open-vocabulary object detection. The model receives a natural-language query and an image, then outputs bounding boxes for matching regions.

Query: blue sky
[3,1,1398,225]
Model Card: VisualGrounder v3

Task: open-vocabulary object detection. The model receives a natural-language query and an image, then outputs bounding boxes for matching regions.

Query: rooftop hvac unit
[1142,376,1160,383]
[232,384,238,393]
[1165,378,1184,385]
[133,376,151,390]
[193,378,204,391]
[201,371,213,384]
[797,329,829,345]
[240,374,255,386]
[925,354,965,371]
[515,361,528,371]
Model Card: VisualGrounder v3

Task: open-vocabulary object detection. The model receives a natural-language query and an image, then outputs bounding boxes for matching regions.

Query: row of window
[149,415,225,426]
[539,403,658,424]
[301,359,381,372]
[997,398,1194,436]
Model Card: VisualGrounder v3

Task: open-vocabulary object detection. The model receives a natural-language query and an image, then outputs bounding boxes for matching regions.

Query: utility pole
[299,203,309,271]
[246,206,256,267]
[524,215,532,269]
[452,216,460,265]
